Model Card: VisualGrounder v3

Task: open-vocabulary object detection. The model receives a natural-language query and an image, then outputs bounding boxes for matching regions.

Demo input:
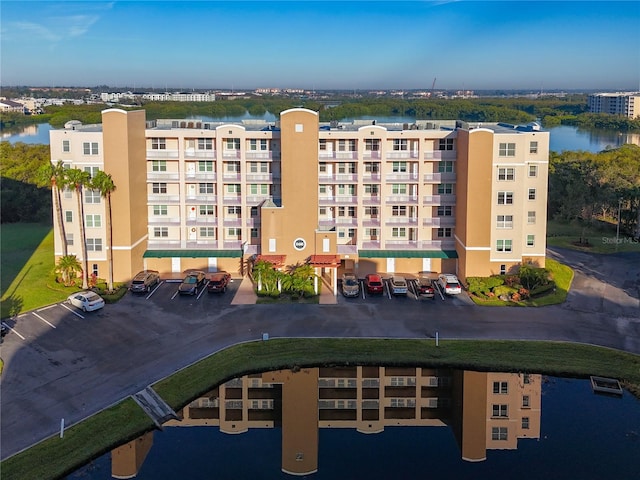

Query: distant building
[587,92,640,119]
[0,99,25,113]
[141,92,215,102]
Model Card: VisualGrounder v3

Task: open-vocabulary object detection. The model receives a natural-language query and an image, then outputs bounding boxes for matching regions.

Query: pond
[69,366,640,479]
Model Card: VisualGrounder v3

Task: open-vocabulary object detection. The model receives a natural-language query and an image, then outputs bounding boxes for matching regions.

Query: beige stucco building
[49,108,549,288]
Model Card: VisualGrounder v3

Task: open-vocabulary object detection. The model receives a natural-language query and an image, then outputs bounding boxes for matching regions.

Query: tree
[65,168,91,289]
[91,171,116,291]
[37,160,68,256]
[54,255,83,286]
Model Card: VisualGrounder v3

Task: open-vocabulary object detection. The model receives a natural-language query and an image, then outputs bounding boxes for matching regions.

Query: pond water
[2,120,638,154]
[68,367,640,480]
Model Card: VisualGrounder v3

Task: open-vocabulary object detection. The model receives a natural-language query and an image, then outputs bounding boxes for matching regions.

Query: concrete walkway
[230,276,258,305]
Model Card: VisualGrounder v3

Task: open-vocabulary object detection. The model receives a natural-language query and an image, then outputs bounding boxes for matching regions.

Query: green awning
[143,249,242,258]
[358,250,458,259]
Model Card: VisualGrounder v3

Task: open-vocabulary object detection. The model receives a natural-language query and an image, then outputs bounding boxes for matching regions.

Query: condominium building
[49,108,549,287]
[587,92,640,119]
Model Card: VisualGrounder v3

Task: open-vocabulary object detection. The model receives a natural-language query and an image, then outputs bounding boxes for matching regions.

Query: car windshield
[184,277,197,284]
[86,292,100,301]
[345,279,358,286]
[369,281,382,286]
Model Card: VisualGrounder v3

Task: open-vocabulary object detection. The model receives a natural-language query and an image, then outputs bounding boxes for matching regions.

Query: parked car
[438,274,462,295]
[341,273,360,297]
[178,271,206,295]
[130,270,160,293]
[364,273,384,294]
[416,276,436,299]
[67,291,105,312]
[389,276,408,296]
[207,272,231,293]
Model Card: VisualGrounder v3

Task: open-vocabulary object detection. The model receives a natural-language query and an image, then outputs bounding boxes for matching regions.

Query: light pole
[616,197,623,244]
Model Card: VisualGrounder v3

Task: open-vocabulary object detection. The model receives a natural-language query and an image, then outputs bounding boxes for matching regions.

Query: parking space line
[2,322,25,340]
[196,282,208,300]
[37,305,56,312]
[59,302,85,319]
[146,281,164,299]
[171,290,179,300]
[32,312,57,329]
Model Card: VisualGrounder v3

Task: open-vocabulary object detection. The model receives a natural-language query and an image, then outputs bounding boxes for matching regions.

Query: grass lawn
[0,223,73,318]
[547,218,640,254]
[2,338,639,480]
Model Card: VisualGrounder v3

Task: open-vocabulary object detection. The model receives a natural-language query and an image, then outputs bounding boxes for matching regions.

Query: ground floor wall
[143,257,242,278]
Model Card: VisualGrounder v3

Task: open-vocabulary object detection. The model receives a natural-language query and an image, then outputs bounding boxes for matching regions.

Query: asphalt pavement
[1,248,639,460]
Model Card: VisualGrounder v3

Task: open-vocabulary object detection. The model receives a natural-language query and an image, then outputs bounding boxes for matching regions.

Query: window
[497,215,513,228]
[62,140,70,152]
[65,211,73,222]
[199,205,215,215]
[250,162,268,173]
[500,264,506,275]
[225,162,240,172]
[392,206,407,216]
[153,227,168,238]
[198,161,213,172]
[92,264,98,276]
[338,184,355,195]
[66,233,74,246]
[199,227,215,237]
[84,166,100,178]
[364,184,379,194]
[528,188,536,200]
[527,211,536,224]
[83,142,99,155]
[249,184,268,195]
[84,190,101,204]
[492,404,508,418]
[153,205,167,216]
[528,164,538,177]
[497,240,513,252]
[198,138,213,150]
[227,228,241,237]
[493,381,508,394]
[392,184,407,195]
[319,185,327,194]
[437,206,452,216]
[152,183,167,194]
[498,167,515,181]
[152,160,167,172]
[522,417,530,429]
[250,206,258,217]
[522,395,530,408]
[151,138,166,150]
[251,228,258,238]
[392,227,406,238]
[227,206,241,215]
[437,183,453,194]
[392,162,407,173]
[249,139,267,151]
[438,138,454,151]
[364,139,380,151]
[529,141,538,154]
[227,184,241,194]
[85,214,101,228]
[64,187,72,199]
[364,162,380,173]
[438,161,454,173]
[523,374,531,384]
[393,139,408,151]
[527,235,535,247]
[225,138,240,150]
[338,163,356,174]
[319,139,327,151]
[437,227,452,238]
[86,238,103,251]
[499,142,516,156]
[491,427,508,441]
[199,183,214,194]
[365,206,379,216]
[366,228,378,238]
[497,192,513,205]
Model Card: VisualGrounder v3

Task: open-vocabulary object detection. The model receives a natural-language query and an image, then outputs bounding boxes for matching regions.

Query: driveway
[1,248,639,459]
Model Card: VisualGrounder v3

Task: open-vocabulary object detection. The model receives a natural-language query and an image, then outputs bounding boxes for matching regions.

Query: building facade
[587,92,640,119]
[49,108,549,287]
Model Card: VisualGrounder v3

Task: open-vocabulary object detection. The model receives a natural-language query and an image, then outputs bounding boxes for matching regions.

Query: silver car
[341,273,360,297]
[389,276,408,295]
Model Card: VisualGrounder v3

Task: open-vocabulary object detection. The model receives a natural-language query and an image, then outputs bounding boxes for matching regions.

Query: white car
[67,291,105,312]
[438,274,462,295]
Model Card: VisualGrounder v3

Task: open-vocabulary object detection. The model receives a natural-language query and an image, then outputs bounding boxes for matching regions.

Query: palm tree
[91,171,116,292]
[37,160,68,257]
[54,255,83,286]
[65,168,91,289]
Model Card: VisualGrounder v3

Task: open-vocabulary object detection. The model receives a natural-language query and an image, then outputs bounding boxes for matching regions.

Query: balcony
[337,244,358,255]
[384,240,419,249]
[185,194,217,203]
[185,240,218,248]
[385,151,419,160]
[245,218,261,227]
[223,241,243,249]
[319,219,335,228]
[386,195,419,204]
[147,239,181,248]
[222,173,242,181]
[222,218,243,227]
[420,239,456,249]
[222,196,242,205]
[185,171,217,181]
[362,151,381,160]
[423,172,457,182]
[335,217,358,226]
[362,195,381,205]
[318,174,358,183]
[385,173,419,182]
[422,217,456,227]
[319,151,357,160]
[147,172,180,181]
[361,173,381,182]
[385,217,418,226]
[148,216,181,225]
[245,195,271,205]
[148,194,180,203]
[245,151,273,160]
[184,150,216,159]
[245,173,272,182]
[147,149,179,160]
[424,150,457,161]
[186,217,218,226]
[335,195,358,204]
[361,240,381,249]
[362,217,380,227]
[423,195,456,205]
[222,150,241,159]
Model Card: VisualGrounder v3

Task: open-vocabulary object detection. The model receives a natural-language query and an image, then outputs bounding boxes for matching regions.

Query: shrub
[530,282,556,297]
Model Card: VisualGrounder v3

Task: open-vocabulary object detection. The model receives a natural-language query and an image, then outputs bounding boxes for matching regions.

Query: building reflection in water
[112,367,541,477]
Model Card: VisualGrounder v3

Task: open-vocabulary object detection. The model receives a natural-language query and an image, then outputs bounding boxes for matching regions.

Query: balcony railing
[385,217,419,225]
[385,173,419,182]
[245,173,272,182]
[420,239,456,249]
[319,219,335,228]
[222,196,242,204]
[423,195,456,205]
[222,218,243,227]
[422,217,456,227]
[245,218,261,227]
[148,216,181,225]
[362,195,381,205]
[222,173,242,181]
[147,149,179,160]
[337,244,358,255]
[184,150,216,159]
[386,195,419,204]
[147,240,181,248]
[384,240,419,249]
[185,172,217,181]
[385,151,419,159]
[318,151,357,160]
[223,241,243,249]
[335,217,358,225]
[148,194,180,203]
[424,150,457,160]
[361,173,381,182]
[361,240,381,249]
[362,151,381,160]
[423,172,457,182]
[362,217,380,227]
[245,151,272,160]
[147,172,180,181]
[245,195,271,205]
[318,173,358,183]
[222,150,241,159]
[185,217,218,226]
[185,240,219,248]
[185,194,217,203]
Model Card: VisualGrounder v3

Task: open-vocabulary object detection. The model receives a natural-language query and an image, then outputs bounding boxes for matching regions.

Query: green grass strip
[2,338,639,480]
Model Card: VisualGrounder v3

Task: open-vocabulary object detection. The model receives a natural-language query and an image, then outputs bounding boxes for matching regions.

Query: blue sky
[1,1,638,91]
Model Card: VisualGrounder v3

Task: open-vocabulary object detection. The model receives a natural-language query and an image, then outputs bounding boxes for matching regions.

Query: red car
[207,272,231,293]
[364,274,384,294]
[416,276,436,299]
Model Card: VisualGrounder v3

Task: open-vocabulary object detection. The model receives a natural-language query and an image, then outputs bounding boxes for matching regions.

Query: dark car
[178,271,206,295]
[207,272,231,293]
[364,273,384,294]
[130,270,160,293]
[416,276,436,299]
